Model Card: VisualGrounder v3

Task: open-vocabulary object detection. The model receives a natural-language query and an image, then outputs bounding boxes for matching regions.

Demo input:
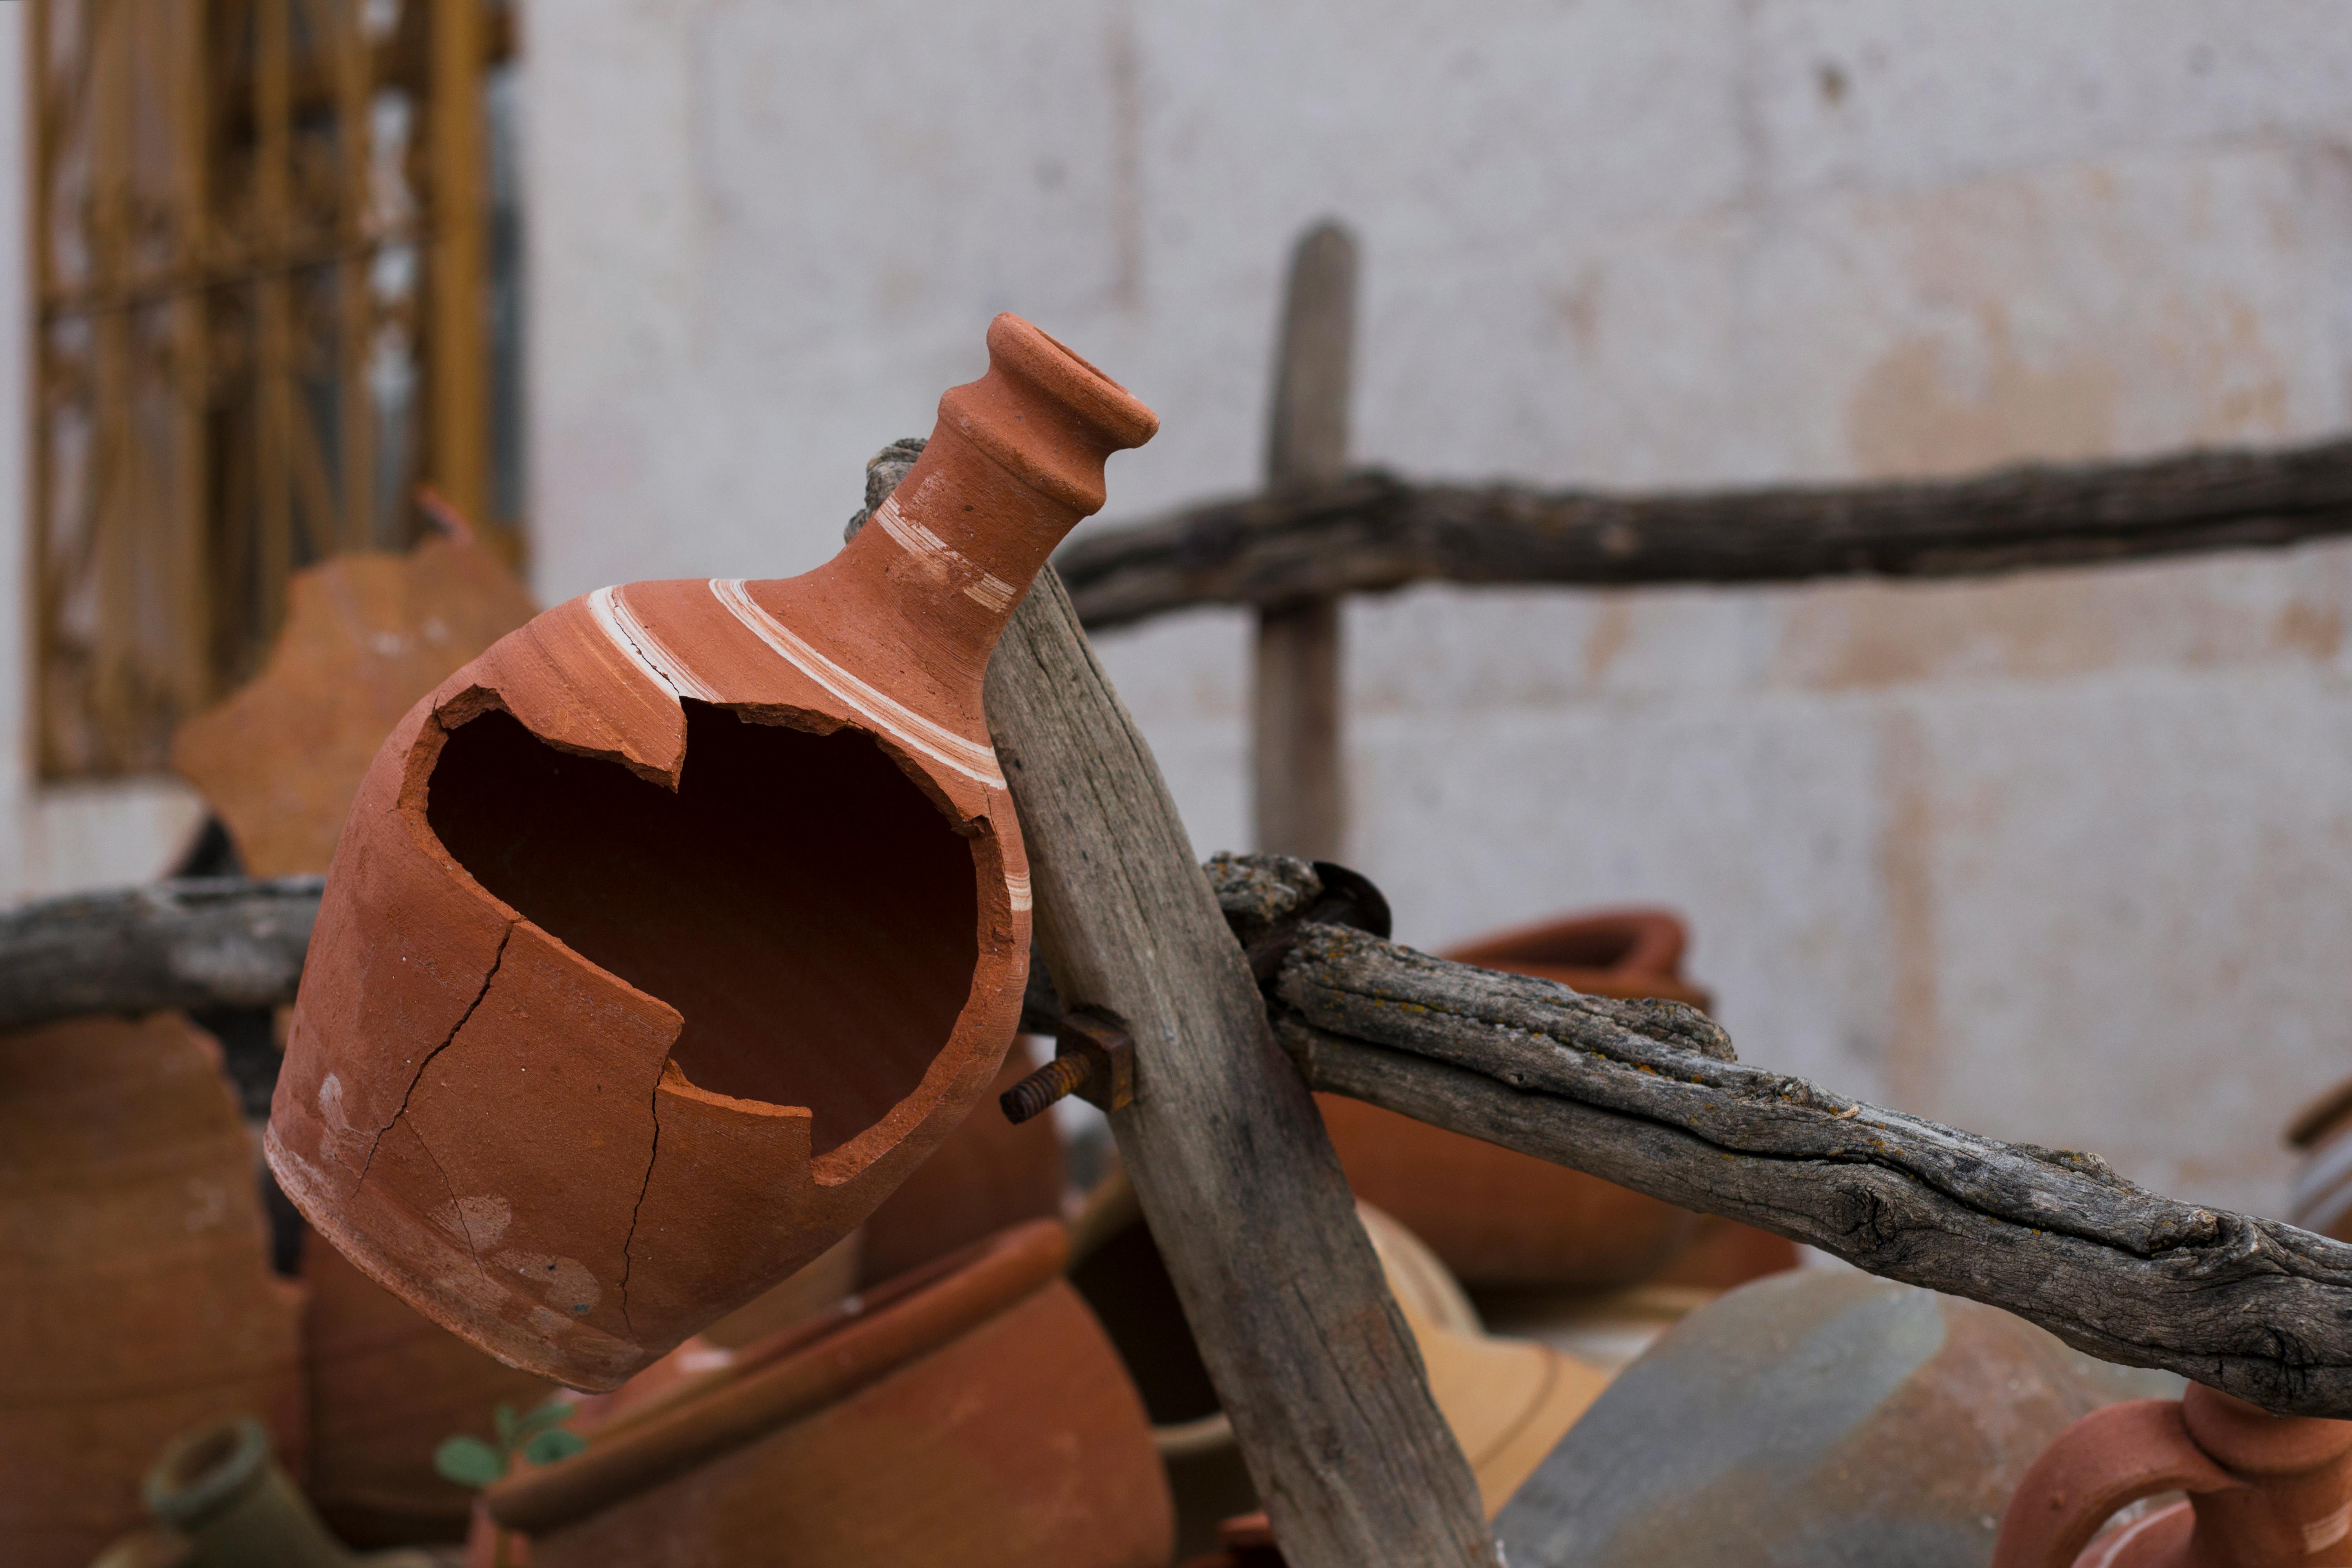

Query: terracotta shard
[171,532,537,877]
[269,315,1158,1388]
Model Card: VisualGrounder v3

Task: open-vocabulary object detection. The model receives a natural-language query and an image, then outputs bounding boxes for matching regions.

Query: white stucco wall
[520,0,2352,1219]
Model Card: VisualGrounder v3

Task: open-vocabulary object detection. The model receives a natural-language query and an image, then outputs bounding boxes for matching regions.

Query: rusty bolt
[1000,1054,1092,1124]
[997,1006,1137,1124]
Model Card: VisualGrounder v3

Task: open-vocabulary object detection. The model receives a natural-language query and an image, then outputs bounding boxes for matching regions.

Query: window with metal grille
[29,0,521,779]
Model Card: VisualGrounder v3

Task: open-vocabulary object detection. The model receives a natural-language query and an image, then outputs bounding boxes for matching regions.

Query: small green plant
[434,1398,587,1490]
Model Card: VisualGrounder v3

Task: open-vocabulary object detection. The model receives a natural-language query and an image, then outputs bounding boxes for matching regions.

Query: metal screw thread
[1000,1054,1094,1124]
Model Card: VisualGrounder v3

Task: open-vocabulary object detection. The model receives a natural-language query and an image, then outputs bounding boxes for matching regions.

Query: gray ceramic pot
[1495,1268,2180,1568]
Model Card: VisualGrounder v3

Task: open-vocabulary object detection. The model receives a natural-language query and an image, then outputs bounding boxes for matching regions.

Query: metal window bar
[28,0,514,779]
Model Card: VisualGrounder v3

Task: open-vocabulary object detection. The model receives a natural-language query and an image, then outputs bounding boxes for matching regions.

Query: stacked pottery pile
[0,1014,307,1568]
[2,526,550,1568]
[479,1220,1170,1567]
[171,527,563,1551]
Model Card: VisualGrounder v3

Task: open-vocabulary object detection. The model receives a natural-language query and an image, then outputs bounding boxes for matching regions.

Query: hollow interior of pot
[426,702,978,1157]
[1068,1213,1221,1426]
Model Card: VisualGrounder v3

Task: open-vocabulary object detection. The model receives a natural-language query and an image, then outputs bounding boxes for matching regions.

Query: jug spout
[815,314,1158,689]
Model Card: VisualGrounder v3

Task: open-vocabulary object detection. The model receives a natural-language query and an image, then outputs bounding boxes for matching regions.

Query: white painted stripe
[604,584,724,702]
[1005,871,1032,912]
[588,587,682,704]
[2306,1498,2352,1552]
[2081,1505,2181,1568]
[706,578,1005,789]
[873,495,1019,614]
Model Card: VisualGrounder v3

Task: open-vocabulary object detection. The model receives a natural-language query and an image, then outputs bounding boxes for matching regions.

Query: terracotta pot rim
[1442,907,1688,976]
[484,1218,1068,1537]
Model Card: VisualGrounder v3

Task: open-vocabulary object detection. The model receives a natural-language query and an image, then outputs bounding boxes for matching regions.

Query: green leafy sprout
[434,1399,587,1490]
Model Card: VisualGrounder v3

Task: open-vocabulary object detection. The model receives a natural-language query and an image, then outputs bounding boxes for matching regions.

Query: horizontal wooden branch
[1270,916,2352,1419]
[0,877,323,1033]
[1057,436,2352,627]
[20,861,2352,1419]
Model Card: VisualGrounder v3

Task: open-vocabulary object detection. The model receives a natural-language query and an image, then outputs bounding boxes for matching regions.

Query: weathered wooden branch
[1057,436,2352,628]
[984,571,1496,1568]
[0,877,322,1032]
[18,853,2352,1420]
[1239,884,2352,1420]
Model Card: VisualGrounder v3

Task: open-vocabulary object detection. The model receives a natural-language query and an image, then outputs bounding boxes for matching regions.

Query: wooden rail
[18,860,2352,1419]
[1058,436,2352,630]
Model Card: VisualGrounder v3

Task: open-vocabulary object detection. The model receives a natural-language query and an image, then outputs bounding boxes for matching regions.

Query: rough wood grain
[0,877,322,1032]
[983,570,1496,1567]
[26,851,2352,1424]
[1269,915,2352,1420]
[1058,437,2352,629]
[1253,222,1357,862]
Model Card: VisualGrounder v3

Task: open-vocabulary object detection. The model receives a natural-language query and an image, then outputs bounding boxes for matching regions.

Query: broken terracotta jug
[1992,1382,2352,1567]
[266,314,1158,1389]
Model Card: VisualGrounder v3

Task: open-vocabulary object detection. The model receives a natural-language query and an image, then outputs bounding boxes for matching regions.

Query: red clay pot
[266,315,1156,1391]
[1320,909,1751,1287]
[0,1014,306,1568]
[1994,1382,2352,1567]
[480,1220,1171,1568]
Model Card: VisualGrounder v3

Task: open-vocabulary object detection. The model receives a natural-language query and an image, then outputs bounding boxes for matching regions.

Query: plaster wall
[521,0,2352,1219]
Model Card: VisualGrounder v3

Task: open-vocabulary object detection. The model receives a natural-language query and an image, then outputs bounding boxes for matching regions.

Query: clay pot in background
[1993,1383,2352,1568]
[172,529,538,880]
[1068,1169,1608,1555]
[1357,1205,1609,1514]
[2286,1073,2352,1243]
[266,315,1158,1391]
[1442,909,1710,1008]
[1320,907,1798,1289]
[481,1220,1170,1568]
[0,1014,305,1568]
[1495,1268,2184,1567]
[301,1240,555,1548]
[857,1036,1065,1288]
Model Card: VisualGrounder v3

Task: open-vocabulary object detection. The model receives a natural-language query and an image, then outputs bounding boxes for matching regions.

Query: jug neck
[142,1417,357,1568]
[814,315,1157,686]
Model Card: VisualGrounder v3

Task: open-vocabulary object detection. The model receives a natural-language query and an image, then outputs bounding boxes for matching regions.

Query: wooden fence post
[1253,221,1357,862]
[985,568,1496,1568]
